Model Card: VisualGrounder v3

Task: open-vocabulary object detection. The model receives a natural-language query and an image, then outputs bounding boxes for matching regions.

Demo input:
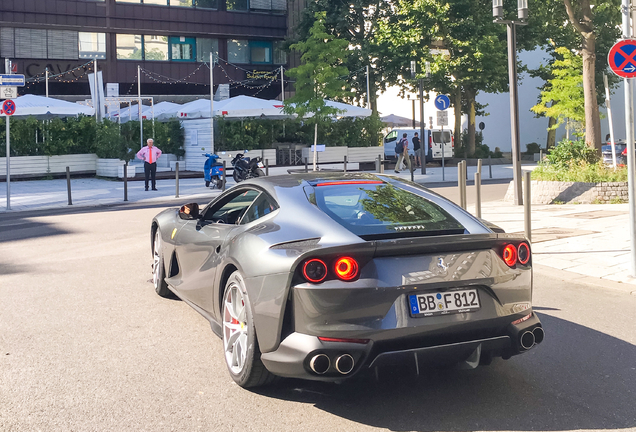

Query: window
[195,0,217,7]
[170,37,195,61]
[311,183,465,240]
[384,131,398,143]
[79,32,106,59]
[143,0,168,4]
[15,29,47,59]
[226,0,248,11]
[196,38,219,62]
[241,193,278,224]
[273,41,286,64]
[203,189,261,224]
[228,39,249,64]
[250,41,272,64]
[116,34,142,60]
[144,35,169,61]
[116,0,142,3]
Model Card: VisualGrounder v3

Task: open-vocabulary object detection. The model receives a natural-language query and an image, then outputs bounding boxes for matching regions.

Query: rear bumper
[260,312,543,381]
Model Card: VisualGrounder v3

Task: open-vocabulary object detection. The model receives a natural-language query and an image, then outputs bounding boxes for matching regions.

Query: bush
[525,142,542,155]
[543,139,598,170]
[532,160,627,182]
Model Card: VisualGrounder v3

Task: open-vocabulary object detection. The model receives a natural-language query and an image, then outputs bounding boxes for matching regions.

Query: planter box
[0,154,97,178]
[97,158,136,178]
[504,180,629,204]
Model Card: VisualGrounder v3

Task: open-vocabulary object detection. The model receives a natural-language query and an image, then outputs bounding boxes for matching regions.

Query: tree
[284,11,353,170]
[531,47,585,137]
[376,0,510,155]
[295,0,396,113]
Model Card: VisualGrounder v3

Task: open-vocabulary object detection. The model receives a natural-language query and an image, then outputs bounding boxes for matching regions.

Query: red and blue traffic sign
[2,99,16,116]
[609,39,636,78]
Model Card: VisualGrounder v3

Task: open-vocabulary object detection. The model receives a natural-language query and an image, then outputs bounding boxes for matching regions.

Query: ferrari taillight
[302,258,327,283]
[518,242,531,265]
[503,244,518,267]
[334,257,359,281]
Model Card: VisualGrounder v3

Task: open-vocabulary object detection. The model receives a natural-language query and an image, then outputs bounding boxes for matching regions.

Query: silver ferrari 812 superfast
[150,173,543,388]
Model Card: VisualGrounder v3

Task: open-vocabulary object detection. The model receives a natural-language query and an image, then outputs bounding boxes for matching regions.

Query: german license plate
[409,289,480,317]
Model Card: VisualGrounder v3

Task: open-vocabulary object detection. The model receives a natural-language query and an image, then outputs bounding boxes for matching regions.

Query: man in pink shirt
[136,138,162,191]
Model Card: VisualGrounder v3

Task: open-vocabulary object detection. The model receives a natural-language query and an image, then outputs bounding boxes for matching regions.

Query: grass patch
[531,161,628,182]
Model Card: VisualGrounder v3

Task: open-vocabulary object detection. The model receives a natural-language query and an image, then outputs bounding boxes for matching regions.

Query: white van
[384,128,454,163]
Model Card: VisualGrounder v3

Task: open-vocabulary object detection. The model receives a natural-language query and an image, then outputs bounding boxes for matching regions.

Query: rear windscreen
[432,131,452,143]
[310,183,465,240]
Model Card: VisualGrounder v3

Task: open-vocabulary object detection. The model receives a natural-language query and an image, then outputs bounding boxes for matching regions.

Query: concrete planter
[96,158,136,178]
[0,154,97,179]
[504,180,628,204]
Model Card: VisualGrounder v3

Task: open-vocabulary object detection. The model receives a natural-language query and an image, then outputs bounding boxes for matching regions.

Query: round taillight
[303,258,327,283]
[518,242,530,265]
[503,244,517,267]
[334,257,359,281]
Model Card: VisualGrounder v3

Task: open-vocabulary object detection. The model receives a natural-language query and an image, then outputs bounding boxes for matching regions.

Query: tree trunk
[466,88,476,156]
[582,33,601,151]
[546,116,557,149]
[454,87,462,154]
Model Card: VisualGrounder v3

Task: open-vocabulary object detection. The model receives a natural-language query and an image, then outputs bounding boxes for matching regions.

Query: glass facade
[227,39,249,63]
[144,35,169,61]
[79,32,106,59]
[196,38,219,62]
[116,34,142,59]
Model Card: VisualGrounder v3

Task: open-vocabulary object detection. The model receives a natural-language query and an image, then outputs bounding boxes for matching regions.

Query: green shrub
[532,161,628,182]
[525,142,542,155]
[543,139,598,169]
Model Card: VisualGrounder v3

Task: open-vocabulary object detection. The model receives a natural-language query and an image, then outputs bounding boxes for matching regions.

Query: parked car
[383,128,454,163]
[602,142,627,166]
[150,173,543,387]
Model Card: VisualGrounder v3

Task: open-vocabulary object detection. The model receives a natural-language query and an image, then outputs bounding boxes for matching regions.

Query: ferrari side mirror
[179,203,200,220]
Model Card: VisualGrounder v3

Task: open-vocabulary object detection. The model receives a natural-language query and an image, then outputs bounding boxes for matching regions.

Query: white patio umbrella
[325,100,372,118]
[176,95,287,119]
[2,94,94,119]
[140,102,181,121]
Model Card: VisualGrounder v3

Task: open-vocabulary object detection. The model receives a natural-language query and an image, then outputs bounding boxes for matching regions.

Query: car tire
[152,229,172,298]
[222,271,275,388]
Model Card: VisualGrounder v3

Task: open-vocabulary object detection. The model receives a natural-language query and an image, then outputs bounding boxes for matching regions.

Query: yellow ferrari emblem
[171,228,177,239]
[240,322,245,330]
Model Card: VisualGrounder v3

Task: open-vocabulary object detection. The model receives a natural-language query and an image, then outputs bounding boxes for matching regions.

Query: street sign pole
[620,0,636,277]
[5,113,9,210]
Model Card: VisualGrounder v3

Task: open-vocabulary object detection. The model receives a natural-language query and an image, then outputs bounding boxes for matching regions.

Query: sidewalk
[1,163,634,290]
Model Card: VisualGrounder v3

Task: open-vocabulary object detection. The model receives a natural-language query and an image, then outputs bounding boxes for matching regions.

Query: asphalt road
[1,191,635,432]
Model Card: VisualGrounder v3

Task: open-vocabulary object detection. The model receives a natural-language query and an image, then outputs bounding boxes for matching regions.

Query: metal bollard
[410,160,414,182]
[123,163,127,202]
[539,149,543,162]
[488,155,492,179]
[175,162,179,198]
[376,156,381,173]
[380,156,384,173]
[66,166,72,205]
[524,171,531,243]
[222,161,227,192]
[304,157,308,173]
[475,172,481,219]
[343,155,347,173]
[421,154,426,175]
[265,159,269,176]
[477,158,482,177]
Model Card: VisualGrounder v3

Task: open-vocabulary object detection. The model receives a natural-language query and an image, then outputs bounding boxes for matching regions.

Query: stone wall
[504,180,628,204]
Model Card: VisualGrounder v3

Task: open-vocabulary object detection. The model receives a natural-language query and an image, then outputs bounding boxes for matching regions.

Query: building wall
[0,0,292,100]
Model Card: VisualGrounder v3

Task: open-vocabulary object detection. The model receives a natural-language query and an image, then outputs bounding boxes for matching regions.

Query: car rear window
[310,182,465,240]
[432,131,452,143]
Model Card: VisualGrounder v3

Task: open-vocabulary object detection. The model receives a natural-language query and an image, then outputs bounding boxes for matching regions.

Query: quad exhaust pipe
[309,353,356,375]
[519,326,545,350]
[309,354,330,375]
[335,354,355,375]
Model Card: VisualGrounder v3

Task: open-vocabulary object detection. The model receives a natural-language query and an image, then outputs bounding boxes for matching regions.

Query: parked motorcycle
[203,153,225,189]
[231,153,265,183]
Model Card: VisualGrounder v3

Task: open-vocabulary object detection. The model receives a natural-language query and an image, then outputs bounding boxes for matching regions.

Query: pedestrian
[412,132,421,167]
[136,138,162,191]
[394,133,411,173]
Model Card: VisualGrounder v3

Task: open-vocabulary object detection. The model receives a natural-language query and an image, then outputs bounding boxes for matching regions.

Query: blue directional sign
[434,94,450,111]
[0,74,25,87]
[609,39,636,78]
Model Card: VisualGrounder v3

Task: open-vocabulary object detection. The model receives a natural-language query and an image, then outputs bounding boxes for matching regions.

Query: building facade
[0,0,295,102]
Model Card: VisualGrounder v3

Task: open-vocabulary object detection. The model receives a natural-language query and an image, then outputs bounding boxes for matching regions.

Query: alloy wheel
[223,283,248,374]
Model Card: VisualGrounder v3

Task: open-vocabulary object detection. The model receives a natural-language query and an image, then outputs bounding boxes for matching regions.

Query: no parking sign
[608,39,636,78]
[2,99,16,116]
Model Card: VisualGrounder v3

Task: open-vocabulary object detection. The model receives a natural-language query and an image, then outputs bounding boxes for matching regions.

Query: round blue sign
[434,95,450,111]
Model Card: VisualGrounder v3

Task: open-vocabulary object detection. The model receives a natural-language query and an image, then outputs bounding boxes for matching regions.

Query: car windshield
[310,182,465,240]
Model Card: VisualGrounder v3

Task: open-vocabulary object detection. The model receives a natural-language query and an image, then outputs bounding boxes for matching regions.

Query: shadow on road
[0,219,76,243]
[255,313,636,431]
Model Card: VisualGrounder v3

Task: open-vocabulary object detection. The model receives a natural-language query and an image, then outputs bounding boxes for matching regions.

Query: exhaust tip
[309,354,330,375]
[335,354,355,375]
[532,327,545,344]
[520,331,535,350]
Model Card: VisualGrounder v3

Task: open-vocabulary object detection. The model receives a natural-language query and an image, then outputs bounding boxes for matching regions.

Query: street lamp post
[494,0,528,206]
